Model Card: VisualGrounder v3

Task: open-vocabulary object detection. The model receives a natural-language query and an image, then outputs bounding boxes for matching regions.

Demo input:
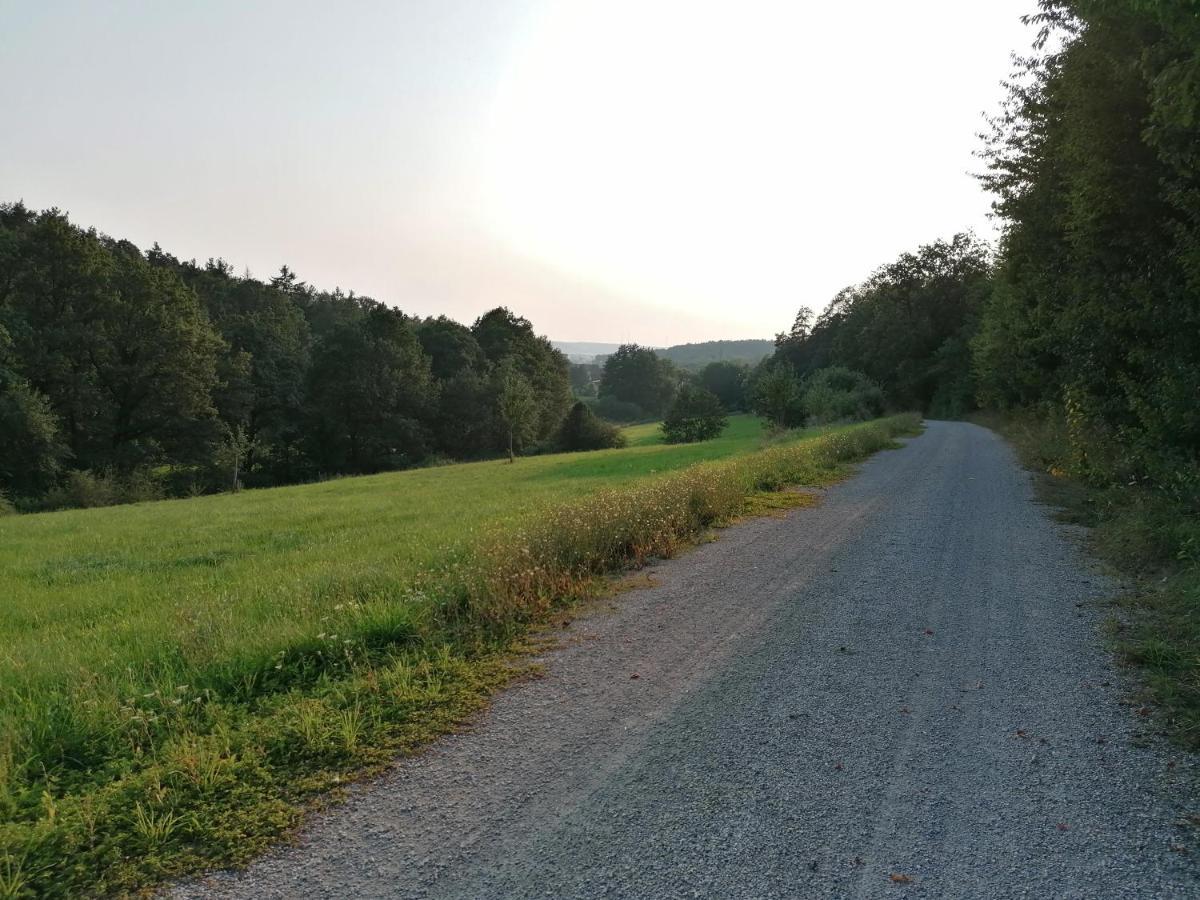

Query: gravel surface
[175,421,1198,899]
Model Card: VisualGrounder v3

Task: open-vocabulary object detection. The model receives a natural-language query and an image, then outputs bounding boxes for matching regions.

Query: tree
[215,423,258,492]
[160,260,314,486]
[558,401,626,451]
[698,360,749,411]
[973,0,1200,486]
[568,362,601,398]
[306,305,433,473]
[0,208,224,473]
[752,366,805,429]
[772,235,992,413]
[598,344,677,417]
[472,307,572,448]
[0,326,67,497]
[661,385,728,444]
[801,367,884,424]
[496,367,537,462]
[418,315,487,381]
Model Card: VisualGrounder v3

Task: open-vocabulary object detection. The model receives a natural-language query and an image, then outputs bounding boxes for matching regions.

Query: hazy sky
[0,1,1033,344]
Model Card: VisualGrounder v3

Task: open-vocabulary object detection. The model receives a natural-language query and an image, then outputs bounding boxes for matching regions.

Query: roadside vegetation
[979,411,1200,748]
[0,413,917,897]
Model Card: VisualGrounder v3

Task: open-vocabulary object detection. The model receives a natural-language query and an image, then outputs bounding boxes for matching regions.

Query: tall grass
[0,414,918,896]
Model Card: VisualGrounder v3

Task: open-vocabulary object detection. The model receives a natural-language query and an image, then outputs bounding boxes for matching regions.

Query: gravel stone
[173,421,1199,899]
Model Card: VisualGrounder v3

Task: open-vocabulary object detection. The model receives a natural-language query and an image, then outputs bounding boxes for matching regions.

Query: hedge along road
[175,421,1199,899]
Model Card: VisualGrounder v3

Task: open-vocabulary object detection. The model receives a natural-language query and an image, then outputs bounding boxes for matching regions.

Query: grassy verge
[0,414,919,897]
[976,411,1200,748]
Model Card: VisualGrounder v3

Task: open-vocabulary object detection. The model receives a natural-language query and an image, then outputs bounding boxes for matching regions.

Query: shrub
[802,367,884,424]
[0,490,16,516]
[558,402,627,452]
[41,468,165,510]
[661,385,728,444]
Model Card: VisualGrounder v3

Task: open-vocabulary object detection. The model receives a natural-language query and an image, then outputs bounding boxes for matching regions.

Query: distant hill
[658,339,774,369]
[551,341,627,362]
[554,338,773,367]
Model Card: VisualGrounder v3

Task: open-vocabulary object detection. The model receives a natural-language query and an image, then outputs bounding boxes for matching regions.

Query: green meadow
[0,414,918,897]
[2,416,769,705]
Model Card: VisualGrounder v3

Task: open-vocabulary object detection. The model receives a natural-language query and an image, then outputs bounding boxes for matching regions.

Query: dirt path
[176,422,1198,899]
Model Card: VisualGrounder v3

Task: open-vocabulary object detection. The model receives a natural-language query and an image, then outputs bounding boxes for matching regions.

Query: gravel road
[176,421,1198,899]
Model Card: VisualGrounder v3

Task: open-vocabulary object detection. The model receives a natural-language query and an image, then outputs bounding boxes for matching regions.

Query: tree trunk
[507,426,515,463]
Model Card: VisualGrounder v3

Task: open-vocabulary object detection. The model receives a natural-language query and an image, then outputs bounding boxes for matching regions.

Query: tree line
[751,0,1199,501]
[0,204,581,507]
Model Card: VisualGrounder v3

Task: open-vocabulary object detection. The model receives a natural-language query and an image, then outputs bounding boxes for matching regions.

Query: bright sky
[0,0,1032,345]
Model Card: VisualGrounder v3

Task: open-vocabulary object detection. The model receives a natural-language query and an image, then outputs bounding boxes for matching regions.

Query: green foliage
[587,395,647,423]
[661,385,728,444]
[974,0,1200,493]
[557,401,626,452]
[568,361,601,398]
[496,366,538,461]
[0,415,914,896]
[0,207,224,478]
[802,367,885,425]
[0,369,66,498]
[598,344,678,417]
[41,468,165,510]
[698,360,749,411]
[751,365,806,429]
[306,305,433,474]
[0,207,578,507]
[773,234,992,414]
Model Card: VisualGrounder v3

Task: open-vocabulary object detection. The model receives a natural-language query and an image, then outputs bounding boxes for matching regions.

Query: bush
[41,468,165,510]
[802,367,884,424]
[0,490,16,516]
[587,395,648,423]
[752,366,807,429]
[558,402,627,452]
[661,385,728,444]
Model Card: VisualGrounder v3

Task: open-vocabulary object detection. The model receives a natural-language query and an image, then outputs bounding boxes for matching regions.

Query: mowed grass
[1,415,770,702]
[0,414,920,897]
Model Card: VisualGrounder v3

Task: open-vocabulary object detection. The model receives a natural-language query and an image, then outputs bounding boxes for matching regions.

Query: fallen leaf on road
[630,673,639,680]
[1015,729,1029,739]
[922,629,935,635]
[1057,822,1069,831]
[890,873,913,884]
[834,761,844,771]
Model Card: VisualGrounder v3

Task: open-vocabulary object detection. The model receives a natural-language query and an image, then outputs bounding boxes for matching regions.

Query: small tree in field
[661,385,727,444]
[497,370,536,462]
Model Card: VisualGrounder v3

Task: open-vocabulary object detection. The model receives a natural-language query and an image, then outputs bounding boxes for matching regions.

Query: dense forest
[756,0,1199,503]
[0,204,578,506]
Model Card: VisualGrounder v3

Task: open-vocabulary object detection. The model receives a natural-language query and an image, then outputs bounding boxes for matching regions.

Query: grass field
[0,413,919,897]
[1,416,771,713]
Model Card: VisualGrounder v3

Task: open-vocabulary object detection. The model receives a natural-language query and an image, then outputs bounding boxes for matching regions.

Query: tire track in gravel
[175,421,1198,900]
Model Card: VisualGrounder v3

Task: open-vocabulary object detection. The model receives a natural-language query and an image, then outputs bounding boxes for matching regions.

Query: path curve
[176,421,1198,899]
